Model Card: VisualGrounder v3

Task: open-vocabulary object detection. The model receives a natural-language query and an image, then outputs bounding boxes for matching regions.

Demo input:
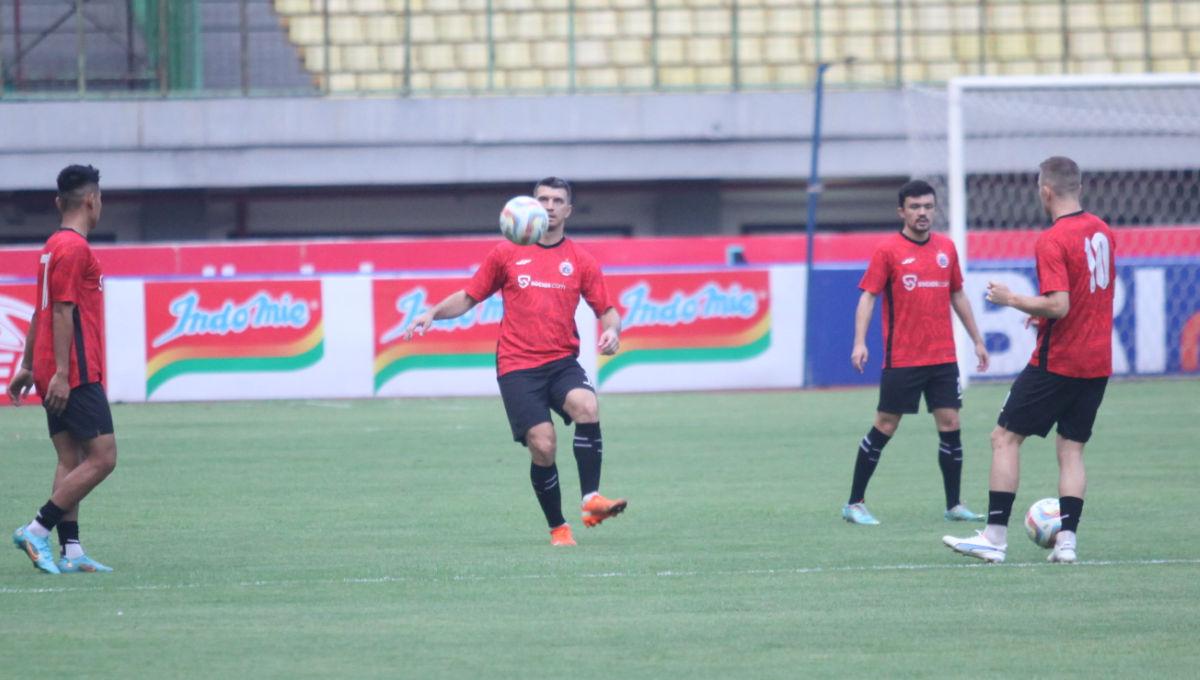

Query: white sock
[1055,530,1077,549]
[582,491,598,504]
[25,521,51,539]
[982,524,1007,546]
[64,542,85,559]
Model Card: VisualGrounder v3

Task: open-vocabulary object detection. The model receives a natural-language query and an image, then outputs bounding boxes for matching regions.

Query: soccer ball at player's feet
[499,196,548,246]
[1025,497,1062,549]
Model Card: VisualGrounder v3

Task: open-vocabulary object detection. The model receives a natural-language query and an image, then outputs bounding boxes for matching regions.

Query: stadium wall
[2,231,1197,403]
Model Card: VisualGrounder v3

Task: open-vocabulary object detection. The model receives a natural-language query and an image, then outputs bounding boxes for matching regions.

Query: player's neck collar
[899,228,931,245]
[537,236,566,249]
[58,225,87,239]
[1052,210,1085,224]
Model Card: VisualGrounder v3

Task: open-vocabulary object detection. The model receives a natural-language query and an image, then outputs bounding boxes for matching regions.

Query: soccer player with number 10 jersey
[945,156,1115,564]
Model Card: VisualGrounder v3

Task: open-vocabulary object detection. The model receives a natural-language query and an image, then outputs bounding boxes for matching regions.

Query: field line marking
[2,558,1198,596]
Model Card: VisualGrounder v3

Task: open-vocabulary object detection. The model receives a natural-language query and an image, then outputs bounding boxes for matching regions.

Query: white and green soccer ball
[499,196,548,246]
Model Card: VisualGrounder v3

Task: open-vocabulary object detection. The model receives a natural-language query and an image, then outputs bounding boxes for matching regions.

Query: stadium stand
[265,0,1200,95]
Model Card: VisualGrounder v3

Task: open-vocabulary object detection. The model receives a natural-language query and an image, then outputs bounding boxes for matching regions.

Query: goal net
[904,74,1200,383]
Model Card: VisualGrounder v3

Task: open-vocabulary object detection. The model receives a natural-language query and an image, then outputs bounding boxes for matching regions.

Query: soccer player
[944,156,1114,564]
[842,179,990,525]
[8,165,117,574]
[405,177,627,546]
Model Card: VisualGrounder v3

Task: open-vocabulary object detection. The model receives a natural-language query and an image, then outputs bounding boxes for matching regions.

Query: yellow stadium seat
[438,14,479,41]
[915,35,953,61]
[1148,30,1184,57]
[620,66,653,89]
[380,45,406,70]
[408,15,435,43]
[738,8,766,34]
[329,72,357,92]
[953,34,982,62]
[408,72,432,91]
[575,40,610,68]
[658,66,697,87]
[657,37,685,64]
[1075,58,1116,74]
[696,65,732,87]
[533,41,569,68]
[611,38,650,66]
[275,0,312,16]
[458,43,489,69]
[1102,2,1142,29]
[989,4,1026,31]
[1068,3,1102,31]
[288,15,324,47]
[914,5,951,32]
[842,35,877,62]
[924,61,969,83]
[578,68,620,89]
[343,45,381,71]
[952,4,981,32]
[999,60,1040,76]
[737,36,764,64]
[1109,31,1145,59]
[506,69,546,90]
[659,9,694,36]
[619,9,653,36]
[1146,1,1178,28]
[329,16,366,45]
[843,6,879,33]
[848,61,888,84]
[694,8,731,35]
[765,8,803,35]
[357,72,397,91]
[417,44,456,70]
[495,43,533,69]
[578,10,619,37]
[764,36,801,64]
[364,18,402,44]
[1034,32,1062,60]
[1028,4,1062,31]
[1151,57,1192,72]
[351,0,388,13]
[992,33,1032,61]
[1069,31,1107,58]
[688,37,728,65]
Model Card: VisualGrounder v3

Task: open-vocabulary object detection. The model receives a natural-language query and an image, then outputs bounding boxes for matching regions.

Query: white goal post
[938,73,1200,386]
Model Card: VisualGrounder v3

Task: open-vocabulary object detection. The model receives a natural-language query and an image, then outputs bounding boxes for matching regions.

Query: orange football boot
[549,523,576,546]
[581,493,628,528]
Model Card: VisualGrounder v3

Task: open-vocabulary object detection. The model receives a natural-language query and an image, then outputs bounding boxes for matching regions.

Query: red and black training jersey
[1028,211,1115,378]
[859,231,963,369]
[465,238,613,376]
[32,229,106,395]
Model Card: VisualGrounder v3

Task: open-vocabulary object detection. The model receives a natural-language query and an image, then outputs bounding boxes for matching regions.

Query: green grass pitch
[2,380,1198,678]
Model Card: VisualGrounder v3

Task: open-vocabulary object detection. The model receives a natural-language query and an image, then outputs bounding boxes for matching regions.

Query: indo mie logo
[598,277,772,385]
[146,287,325,396]
[373,285,503,392]
[0,294,35,395]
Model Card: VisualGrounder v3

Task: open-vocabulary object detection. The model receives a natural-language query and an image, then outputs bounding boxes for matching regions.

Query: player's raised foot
[841,502,880,525]
[944,504,986,522]
[549,524,576,546]
[58,554,114,573]
[1048,532,1077,564]
[942,531,1006,563]
[12,526,61,574]
[581,493,627,528]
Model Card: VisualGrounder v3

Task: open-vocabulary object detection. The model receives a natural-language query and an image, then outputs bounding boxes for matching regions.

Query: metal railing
[1,0,1197,99]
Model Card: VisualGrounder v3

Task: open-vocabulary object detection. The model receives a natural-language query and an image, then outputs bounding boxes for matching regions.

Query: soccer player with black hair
[841,179,990,526]
[405,177,627,546]
[945,156,1114,564]
[9,164,117,573]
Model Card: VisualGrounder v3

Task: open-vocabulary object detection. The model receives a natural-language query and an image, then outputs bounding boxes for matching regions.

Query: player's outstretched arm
[986,282,1069,319]
[950,289,989,372]
[403,290,478,341]
[851,290,877,373]
[597,307,621,356]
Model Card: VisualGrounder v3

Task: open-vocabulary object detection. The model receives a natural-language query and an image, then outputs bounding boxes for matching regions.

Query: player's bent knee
[564,389,599,423]
[525,425,556,464]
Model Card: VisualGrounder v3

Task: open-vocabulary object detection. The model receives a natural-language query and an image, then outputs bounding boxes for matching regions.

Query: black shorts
[877,362,962,415]
[45,382,114,440]
[497,356,595,444]
[997,365,1108,443]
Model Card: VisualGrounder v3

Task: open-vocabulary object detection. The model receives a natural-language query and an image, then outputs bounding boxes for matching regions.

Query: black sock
[573,422,603,498]
[57,521,80,557]
[848,427,891,504]
[530,463,566,529]
[36,500,66,532]
[987,490,1016,527]
[1059,496,1084,533]
[938,429,964,510]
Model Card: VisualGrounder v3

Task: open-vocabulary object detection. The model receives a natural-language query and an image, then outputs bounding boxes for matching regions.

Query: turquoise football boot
[944,504,986,522]
[12,526,61,574]
[58,554,114,573]
[841,502,880,525]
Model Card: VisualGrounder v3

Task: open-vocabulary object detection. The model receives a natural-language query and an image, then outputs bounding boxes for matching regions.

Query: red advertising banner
[0,283,38,406]
[599,270,772,385]
[144,280,325,396]
[372,278,501,392]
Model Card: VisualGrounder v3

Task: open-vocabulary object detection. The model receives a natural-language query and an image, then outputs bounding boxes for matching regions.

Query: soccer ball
[1024,497,1062,548]
[499,196,548,246]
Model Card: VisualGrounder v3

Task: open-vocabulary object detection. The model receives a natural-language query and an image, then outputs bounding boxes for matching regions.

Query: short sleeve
[48,244,87,304]
[580,255,612,317]
[949,242,964,292]
[858,246,890,294]
[1035,235,1069,294]
[463,245,507,302]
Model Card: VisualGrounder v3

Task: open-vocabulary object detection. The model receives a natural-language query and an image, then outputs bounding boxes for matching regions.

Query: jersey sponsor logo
[515,259,532,266]
[901,257,917,265]
[516,274,566,291]
[901,274,948,291]
[936,252,950,268]
[559,260,574,276]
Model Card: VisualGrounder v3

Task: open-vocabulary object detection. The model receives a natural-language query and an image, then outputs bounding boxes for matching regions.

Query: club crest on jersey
[902,274,918,291]
[518,275,532,289]
[559,260,573,277]
[936,252,950,268]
